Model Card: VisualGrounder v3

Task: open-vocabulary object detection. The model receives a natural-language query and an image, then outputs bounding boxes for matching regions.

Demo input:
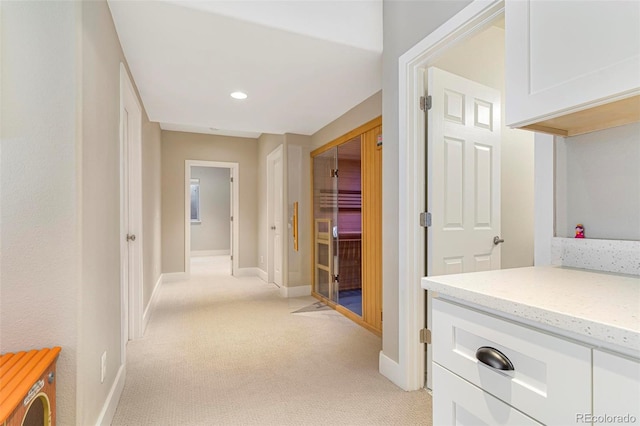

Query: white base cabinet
[432,298,640,425]
[593,349,640,423]
[433,364,541,426]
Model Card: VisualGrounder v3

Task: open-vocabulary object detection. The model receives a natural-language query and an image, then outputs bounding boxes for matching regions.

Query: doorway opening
[120,63,143,366]
[184,160,239,278]
[266,145,284,287]
[311,117,383,335]
[391,0,537,392]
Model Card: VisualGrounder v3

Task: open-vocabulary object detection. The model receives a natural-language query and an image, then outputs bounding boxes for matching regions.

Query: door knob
[126,234,136,242]
[493,236,504,245]
[271,226,276,230]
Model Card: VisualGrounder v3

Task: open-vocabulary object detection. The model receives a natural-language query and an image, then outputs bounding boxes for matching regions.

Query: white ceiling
[107,0,383,138]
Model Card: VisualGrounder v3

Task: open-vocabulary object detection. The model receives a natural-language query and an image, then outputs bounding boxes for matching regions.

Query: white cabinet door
[593,349,640,423]
[505,0,640,127]
[433,363,542,426]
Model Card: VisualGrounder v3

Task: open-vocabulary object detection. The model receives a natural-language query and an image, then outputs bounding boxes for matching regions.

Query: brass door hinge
[420,328,431,344]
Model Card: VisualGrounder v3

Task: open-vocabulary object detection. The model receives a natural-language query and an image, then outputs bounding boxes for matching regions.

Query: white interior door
[425,67,501,389]
[229,170,234,275]
[120,64,143,356]
[427,66,502,276]
[268,146,284,286]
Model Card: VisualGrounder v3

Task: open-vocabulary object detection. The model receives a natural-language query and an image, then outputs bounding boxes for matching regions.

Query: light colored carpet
[112,256,432,425]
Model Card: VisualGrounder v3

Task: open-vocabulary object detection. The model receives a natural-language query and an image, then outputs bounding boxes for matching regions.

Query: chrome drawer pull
[476,346,515,371]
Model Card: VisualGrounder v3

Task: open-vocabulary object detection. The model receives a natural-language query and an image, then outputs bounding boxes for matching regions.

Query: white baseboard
[379,351,408,390]
[143,274,163,333]
[279,284,311,298]
[163,272,189,282]
[234,267,261,277]
[190,249,230,257]
[95,364,126,426]
[257,269,268,282]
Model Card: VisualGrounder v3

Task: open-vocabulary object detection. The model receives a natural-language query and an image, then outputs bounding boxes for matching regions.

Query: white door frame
[119,63,144,364]
[185,160,239,277]
[389,0,504,391]
[266,145,285,285]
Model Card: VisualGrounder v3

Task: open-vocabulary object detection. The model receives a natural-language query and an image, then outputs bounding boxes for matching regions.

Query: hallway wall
[162,131,258,272]
[0,1,163,424]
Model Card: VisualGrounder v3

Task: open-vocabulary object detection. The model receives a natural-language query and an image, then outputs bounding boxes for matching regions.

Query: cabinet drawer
[433,298,591,425]
[433,363,542,426]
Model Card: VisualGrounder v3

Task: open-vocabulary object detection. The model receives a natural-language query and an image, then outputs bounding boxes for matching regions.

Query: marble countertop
[422,266,640,354]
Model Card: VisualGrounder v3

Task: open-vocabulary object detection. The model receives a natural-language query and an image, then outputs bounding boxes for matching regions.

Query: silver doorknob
[127,234,136,242]
[493,236,504,245]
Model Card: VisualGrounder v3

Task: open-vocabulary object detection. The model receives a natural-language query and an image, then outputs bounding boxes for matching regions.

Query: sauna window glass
[190,179,200,222]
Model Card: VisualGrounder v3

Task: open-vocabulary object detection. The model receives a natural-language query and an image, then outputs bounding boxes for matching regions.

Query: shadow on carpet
[292,301,331,314]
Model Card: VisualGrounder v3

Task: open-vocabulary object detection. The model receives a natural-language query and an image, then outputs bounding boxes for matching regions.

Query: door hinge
[380,311,383,322]
[230,177,234,183]
[420,95,432,111]
[333,274,339,282]
[230,216,234,222]
[419,212,432,227]
[330,169,339,178]
[420,328,432,344]
[230,255,233,260]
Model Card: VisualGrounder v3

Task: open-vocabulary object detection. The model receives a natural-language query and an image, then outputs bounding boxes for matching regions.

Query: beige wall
[79,1,163,423]
[285,134,313,288]
[311,91,382,148]
[190,166,231,252]
[162,131,258,272]
[434,26,535,269]
[382,0,472,363]
[1,3,80,424]
[0,2,162,424]
[142,117,163,309]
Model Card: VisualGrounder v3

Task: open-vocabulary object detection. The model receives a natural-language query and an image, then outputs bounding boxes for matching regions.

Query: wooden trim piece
[311,116,382,157]
[362,125,383,332]
[519,94,640,137]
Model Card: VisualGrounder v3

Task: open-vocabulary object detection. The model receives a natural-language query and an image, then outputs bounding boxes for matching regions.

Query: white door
[120,64,143,355]
[229,170,234,275]
[425,67,502,389]
[268,146,284,286]
[427,67,502,275]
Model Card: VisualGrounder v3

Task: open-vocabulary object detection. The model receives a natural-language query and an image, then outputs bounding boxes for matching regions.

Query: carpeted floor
[111,256,432,425]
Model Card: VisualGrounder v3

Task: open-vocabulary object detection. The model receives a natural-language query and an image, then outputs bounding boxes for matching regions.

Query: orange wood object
[0,347,61,426]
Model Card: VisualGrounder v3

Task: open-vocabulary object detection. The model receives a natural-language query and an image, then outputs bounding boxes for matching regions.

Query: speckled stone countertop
[422,266,640,354]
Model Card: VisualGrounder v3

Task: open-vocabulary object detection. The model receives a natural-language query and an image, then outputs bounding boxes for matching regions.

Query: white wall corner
[534,133,555,266]
[95,364,126,426]
[279,284,311,298]
[163,272,189,282]
[379,351,408,390]
[143,274,163,333]
[257,268,268,282]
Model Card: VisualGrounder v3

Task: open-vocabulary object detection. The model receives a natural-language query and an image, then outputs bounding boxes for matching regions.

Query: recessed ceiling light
[230,91,248,100]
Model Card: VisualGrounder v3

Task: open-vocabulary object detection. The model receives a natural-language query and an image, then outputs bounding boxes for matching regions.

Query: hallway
[112,256,431,425]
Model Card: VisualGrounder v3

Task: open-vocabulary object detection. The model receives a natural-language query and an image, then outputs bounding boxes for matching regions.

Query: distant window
[190,179,200,223]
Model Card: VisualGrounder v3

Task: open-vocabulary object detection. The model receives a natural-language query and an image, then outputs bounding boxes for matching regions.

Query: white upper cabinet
[505,0,640,136]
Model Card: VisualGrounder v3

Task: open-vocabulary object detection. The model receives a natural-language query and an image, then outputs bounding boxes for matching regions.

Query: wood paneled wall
[361,125,383,333]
